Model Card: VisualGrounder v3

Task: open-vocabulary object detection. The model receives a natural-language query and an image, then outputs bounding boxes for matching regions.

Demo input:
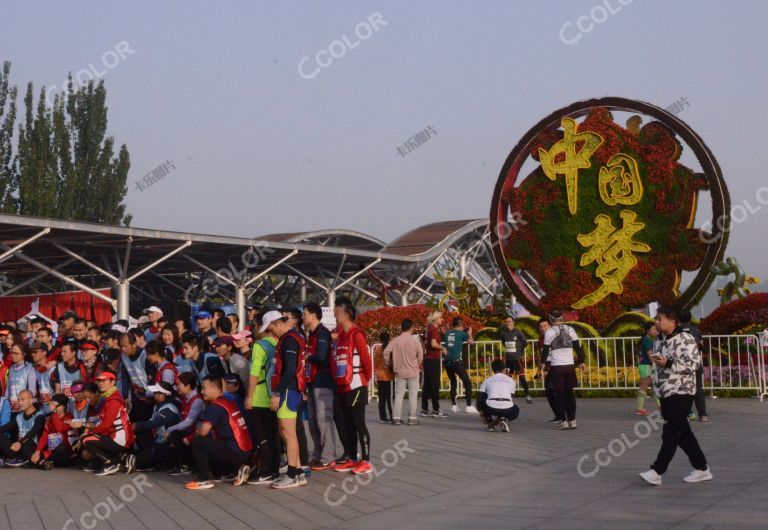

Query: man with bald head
[0,389,45,466]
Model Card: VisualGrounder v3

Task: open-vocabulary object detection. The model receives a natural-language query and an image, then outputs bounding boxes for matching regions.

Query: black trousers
[245,407,279,477]
[136,443,174,471]
[377,381,393,420]
[652,394,708,475]
[192,434,249,481]
[692,367,707,417]
[544,372,561,419]
[421,358,442,412]
[83,434,128,467]
[445,362,472,406]
[481,403,520,423]
[43,443,75,468]
[550,365,577,421]
[167,429,194,469]
[341,387,370,462]
[0,436,37,460]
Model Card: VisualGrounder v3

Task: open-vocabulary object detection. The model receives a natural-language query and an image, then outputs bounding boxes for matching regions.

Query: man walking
[384,319,424,425]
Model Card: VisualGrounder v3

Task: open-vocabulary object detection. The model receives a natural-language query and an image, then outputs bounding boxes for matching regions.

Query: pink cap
[232,329,253,341]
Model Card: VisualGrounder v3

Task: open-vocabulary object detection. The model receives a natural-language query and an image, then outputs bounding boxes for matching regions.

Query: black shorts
[505,358,524,375]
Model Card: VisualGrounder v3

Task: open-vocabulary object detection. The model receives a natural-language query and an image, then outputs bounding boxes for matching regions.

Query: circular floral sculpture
[490,98,730,328]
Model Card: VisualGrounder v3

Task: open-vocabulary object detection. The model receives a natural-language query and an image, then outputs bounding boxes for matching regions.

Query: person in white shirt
[541,310,585,431]
[477,360,520,432]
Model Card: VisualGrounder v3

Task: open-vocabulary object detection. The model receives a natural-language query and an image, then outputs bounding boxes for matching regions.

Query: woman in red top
[331,298,373,475]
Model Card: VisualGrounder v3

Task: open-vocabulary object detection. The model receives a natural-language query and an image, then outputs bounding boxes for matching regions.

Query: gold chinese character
[572,210,651,309]
[598,153,643,206]
[538,117,603,215]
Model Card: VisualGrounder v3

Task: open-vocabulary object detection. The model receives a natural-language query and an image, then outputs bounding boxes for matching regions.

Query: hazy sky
[3,0,767,313]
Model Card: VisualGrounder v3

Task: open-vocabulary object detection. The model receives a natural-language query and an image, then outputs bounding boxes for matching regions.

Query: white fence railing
[370,335,768,401]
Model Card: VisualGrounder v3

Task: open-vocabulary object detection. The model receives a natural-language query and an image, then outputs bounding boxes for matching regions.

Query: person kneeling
[133,381,181,472]
[0,390,45,466]
[185,376,253,490]
[31,394,77,470]
[477,360,520,432]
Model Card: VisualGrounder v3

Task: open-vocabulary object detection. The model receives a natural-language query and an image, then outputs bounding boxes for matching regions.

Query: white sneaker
[465,405,478,414]
[683,468,713,483]
[451,405,459,413]
[639,469,662,486]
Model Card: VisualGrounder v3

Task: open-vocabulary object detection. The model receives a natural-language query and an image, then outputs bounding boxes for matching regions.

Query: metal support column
[117,281,130,320]
[235,285,246,331]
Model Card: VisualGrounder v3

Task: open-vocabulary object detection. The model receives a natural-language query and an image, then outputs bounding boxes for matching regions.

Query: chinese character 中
[538,117,604,215]
[572,210,651,309]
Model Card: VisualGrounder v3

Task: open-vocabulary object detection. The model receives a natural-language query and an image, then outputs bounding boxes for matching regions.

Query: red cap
[95,370,116,381]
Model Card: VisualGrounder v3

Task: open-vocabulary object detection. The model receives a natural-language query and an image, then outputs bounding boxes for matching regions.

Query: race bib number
[505,341,516,353]
[41,392,52,403]
[62,383,73,398]
[47,432,63,450]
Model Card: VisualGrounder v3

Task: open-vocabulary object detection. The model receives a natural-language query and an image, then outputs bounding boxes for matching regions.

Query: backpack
[550,325,574,350]
[270,330,307,394]
[330,327,365,388]
[254,339,277,398]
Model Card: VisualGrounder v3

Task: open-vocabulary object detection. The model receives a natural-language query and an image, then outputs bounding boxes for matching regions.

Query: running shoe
[352,461,373,475]
[168,465,192,476]
[40,460,54,471]
[247,473,277,485]
[310,460,336,471]
[635,409,650,415]
[334,460,359,472]
[500,419,510,432]
[406,418,419,426]
[271,474,307,489]
[688,412,697,421]
[487,424,495,432]
[465,405,478,414]
[300,466,312,477]
[4,458,28,468]
[683,468,713,483]
[419,410,430,417]
[122,453,136,474]
[391,419,402,425]
[431,410,448,419]
[568,420,578,429]
[639,469,662,486]
[185,480,214,490]
[556,420,571,430]
[525,395,533,404]
[451,405,459,413]
[233,464,250,486]
[95,464,121,476]
[548,417,563,424]
[379,419,390,424]
[700,415,710,422]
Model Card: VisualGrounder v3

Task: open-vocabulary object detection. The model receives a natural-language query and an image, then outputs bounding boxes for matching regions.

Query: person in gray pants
[383,319,425,425]
[302,303,338,469]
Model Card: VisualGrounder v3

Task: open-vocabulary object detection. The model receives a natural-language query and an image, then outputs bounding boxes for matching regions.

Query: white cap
[259,310,284,333]
[144,306,163,316]
[147,383,172,396]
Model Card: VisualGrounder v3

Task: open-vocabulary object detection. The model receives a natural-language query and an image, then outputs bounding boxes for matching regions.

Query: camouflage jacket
[652,329,701,398]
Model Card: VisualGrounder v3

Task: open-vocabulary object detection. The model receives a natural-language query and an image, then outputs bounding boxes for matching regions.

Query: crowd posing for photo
[0,302,712,492]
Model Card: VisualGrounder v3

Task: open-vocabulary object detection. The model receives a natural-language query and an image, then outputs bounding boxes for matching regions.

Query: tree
[4,62,131,225]
[0,61,17,213]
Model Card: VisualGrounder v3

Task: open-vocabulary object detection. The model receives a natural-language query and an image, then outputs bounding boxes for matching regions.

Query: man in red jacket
[331,297,373,475]
[31,394,76,470]
[81,370,136,476]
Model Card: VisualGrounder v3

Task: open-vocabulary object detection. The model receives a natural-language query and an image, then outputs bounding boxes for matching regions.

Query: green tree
[7,63,131,225]
[0,61,17,213]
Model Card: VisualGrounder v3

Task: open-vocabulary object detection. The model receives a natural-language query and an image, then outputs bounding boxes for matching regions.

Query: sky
[2,0,767,315]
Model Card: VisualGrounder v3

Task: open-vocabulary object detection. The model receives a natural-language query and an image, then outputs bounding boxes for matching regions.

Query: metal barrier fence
[370,335,768,401]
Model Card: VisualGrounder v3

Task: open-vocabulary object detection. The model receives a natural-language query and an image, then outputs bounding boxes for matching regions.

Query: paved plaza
[0,398,766,529]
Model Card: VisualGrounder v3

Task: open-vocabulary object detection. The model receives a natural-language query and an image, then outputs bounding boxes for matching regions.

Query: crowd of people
[0,298,374,491]
[0,299,713,490]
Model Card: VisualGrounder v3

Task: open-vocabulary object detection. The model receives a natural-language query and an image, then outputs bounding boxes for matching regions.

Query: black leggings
[692,366,707,416]
[341,387,370,462]
[83,434,128,467]
[296,400,308,466]
[421,358,442,412]
[445,362,472,406]
[544,372,561,420]
[377,381,393,420]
